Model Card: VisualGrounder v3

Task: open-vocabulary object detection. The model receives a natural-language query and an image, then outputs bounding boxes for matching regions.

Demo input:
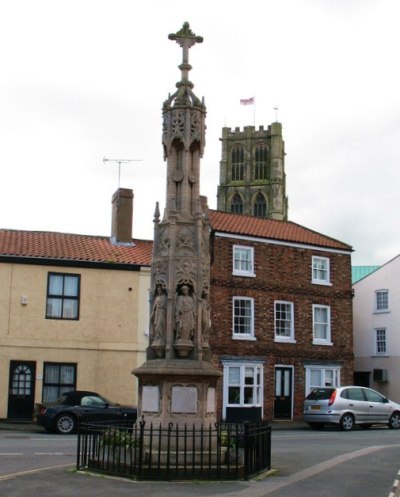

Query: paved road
[1,422,400,497]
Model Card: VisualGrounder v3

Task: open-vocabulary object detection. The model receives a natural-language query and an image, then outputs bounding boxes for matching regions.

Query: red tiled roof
[0,211,351,265]
[0,230,152,266]
[208,210,352,251]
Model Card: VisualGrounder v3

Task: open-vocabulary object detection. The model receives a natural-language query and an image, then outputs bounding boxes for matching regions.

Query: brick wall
[209,234,354,421]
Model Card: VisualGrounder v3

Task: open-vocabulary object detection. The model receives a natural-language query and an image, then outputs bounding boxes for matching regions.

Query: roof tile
[0,211,351,265]
[208,210,352,251]
[0,230,152,266]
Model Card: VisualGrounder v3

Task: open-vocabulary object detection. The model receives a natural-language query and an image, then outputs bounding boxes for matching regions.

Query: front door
[274,366,293,420]
[7,361,36,420]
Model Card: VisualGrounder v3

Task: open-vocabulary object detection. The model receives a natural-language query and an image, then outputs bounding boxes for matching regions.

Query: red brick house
[208,209,353,422]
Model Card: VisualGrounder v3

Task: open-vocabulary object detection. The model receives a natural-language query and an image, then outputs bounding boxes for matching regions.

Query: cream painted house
[0,189,152,420]
[353,254,400,401]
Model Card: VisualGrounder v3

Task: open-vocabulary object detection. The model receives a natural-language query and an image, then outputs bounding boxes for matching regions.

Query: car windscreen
[306,388,335,400]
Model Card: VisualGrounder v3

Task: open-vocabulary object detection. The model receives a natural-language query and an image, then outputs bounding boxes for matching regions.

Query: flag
[240,97,255,105]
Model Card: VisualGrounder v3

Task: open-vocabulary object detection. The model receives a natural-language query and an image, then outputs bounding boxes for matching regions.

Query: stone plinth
[134,359,221,429]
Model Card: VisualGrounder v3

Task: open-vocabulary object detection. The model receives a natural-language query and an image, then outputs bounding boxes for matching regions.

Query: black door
[8,361,36,420]
[274,366,293,420]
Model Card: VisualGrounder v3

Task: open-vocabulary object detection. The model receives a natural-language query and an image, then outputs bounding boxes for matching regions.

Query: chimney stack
[111,188,133,245]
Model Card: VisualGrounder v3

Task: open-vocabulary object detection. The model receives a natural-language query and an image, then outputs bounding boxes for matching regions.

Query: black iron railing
[76,419,271,481]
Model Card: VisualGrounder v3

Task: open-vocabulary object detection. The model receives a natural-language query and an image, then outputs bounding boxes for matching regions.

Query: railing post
[137,416,145,478]
[166,422,173,479]
[76,422,82,469]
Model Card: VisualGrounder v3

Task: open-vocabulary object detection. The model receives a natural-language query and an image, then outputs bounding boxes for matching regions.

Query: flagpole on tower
[239,96,255,125]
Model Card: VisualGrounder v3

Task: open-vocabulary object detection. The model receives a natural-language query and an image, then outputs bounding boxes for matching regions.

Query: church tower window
[231,147,244,181]
[255,145,268,180]
[231,193,243,214]
[253,192,267,217]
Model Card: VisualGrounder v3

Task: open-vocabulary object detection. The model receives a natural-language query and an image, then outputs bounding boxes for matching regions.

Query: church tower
[217,123,288,220]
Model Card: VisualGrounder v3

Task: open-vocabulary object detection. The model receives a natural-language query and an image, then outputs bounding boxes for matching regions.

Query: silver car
[303,386,400,431]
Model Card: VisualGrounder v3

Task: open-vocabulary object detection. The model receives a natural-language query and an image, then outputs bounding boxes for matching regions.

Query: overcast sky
[1,0,399,265]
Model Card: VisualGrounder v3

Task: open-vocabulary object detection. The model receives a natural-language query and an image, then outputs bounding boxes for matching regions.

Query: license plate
[310,405,321,411]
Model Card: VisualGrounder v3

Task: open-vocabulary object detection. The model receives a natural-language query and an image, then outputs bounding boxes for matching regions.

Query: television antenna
[103,157,142,188]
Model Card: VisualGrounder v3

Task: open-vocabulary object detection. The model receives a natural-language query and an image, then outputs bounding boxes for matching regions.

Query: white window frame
[311,256,331,286]
[312,304,332,345]
[375,328,387,355]
[232,245,255,277]
[304,365,341,396]
[375,289,389,313]
[232,297,255,340]
[274,301,296,343]
[222,360,264,420]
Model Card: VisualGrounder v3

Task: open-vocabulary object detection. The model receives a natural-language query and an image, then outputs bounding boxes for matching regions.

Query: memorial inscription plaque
[171,386,197,413]
[142,386,160,412]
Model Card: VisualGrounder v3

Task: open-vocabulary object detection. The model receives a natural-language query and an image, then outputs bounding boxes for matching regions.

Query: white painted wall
[353,254,400,401]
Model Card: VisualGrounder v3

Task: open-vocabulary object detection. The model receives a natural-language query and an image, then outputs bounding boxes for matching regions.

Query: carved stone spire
[147,22,210,361]
[133,22,220,434]
[162,22,206,220]
[168,22,203,87]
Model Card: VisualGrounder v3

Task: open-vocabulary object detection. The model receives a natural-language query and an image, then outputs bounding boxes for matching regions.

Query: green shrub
[101,428,139,449]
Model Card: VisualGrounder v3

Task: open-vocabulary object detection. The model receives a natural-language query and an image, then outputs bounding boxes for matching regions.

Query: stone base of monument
[133,358,222,451]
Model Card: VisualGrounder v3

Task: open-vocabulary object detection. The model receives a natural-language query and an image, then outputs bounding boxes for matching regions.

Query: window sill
[373,310,390,314]
[274,338,297,344]
[311,280,332,287]
[312,340,333,346]
[232,272,256,278]
[232,335,256,341]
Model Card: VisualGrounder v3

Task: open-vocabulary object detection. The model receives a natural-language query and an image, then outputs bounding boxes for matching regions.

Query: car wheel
[388,412,400,429]
[55,414,76,434]
[339,413,354,431]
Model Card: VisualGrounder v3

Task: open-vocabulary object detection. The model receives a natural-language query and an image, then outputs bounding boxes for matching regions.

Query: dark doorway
[7,361,36,420]
[354,371,371,388]
[274,366,293,420]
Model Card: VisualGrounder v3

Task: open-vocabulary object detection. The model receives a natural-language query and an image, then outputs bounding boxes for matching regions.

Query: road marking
[0,452,69,456]
[0,463,73,482]
[220,444,400,497]
[34,452,67,455]
[388,475,400,497]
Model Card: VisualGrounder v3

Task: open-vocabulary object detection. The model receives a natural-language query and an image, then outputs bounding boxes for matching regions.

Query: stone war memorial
[78,24,271,481]
[133,22,222,435]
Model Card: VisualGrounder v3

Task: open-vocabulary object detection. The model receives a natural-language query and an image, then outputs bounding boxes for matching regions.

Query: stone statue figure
[201,288,211,346]
[175,285,195,341]
[150,284,167,342]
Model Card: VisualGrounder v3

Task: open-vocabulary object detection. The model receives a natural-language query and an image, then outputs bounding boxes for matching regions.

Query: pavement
[1,420,400,497]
